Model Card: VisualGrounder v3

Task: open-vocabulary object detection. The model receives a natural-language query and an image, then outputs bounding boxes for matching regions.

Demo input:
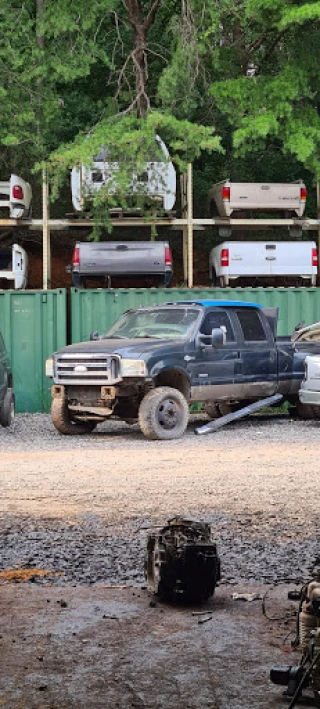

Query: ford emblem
[74,364,87,373]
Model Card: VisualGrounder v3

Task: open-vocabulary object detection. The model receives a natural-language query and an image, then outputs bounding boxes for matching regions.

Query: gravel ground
[0,412,319,586]
[1,412,319,709]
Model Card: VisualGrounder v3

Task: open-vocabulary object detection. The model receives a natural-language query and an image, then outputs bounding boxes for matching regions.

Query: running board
[194,393,284,436]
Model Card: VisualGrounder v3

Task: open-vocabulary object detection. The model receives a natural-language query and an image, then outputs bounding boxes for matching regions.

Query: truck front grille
[54,353,122,385]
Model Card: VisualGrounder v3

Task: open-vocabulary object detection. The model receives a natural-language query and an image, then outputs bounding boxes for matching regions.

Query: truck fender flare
[151,365,191,399]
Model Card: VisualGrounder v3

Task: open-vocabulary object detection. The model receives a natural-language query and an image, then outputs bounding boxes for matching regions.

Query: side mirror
[90,330,99,341]
[65,265,72,274]
[196,327,226,349]
[211,327,226,348]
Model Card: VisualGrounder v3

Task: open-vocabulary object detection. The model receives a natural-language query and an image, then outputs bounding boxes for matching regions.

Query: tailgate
[230,183,301,210]
[79,242,165,275]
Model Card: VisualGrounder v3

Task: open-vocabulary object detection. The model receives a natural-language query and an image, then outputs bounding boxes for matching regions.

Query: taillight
[300,186,307,202]
[221,248,229,267]
[222,186,230,201]
[72,247,80,267]
[12,184,24,200]
[165,245,172,266]
[312,247,318,267]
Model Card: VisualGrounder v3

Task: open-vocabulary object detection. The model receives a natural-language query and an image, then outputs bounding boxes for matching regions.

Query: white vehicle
[71,135,176,213]
[299,353,320,410]
[294,322,320,412]
[208,180,307,218]
[209,240,318,287]
[0,174,32,219]
[0,243,28,289]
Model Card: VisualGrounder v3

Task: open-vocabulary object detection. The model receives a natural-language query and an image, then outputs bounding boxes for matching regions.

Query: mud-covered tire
[0,388,15,427]
[51,398,97,435]
[218,402,233,417]
[204,402,221,419]
[294,401,315,420]
[218,401,250,417]
[138,387,189,440]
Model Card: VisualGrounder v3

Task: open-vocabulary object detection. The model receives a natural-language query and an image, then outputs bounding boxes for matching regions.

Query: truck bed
[208,180,306,218]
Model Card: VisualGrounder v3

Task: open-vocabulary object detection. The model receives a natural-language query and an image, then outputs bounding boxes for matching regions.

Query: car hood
[54,337,184,359]
[292,320,320,342]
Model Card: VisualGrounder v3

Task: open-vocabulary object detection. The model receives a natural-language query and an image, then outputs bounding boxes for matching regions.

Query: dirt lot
[0,412,319,708]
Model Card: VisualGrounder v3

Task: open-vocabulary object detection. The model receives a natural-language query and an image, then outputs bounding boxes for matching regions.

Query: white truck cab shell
[0,244,28,289]
[71,135,176,213]
[208,180,307,218]
[0,174,32,219]
[209,240,317,287]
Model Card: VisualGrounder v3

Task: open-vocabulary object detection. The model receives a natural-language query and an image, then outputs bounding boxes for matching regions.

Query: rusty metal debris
[0,568,60,583]
[197,614,213,625]
[232,592,262,601]
[144,517,221,602]
[270,579,320,707]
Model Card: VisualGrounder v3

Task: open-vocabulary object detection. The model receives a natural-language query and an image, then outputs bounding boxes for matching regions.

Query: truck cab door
[187,309,241,401]
[234,308,277,398]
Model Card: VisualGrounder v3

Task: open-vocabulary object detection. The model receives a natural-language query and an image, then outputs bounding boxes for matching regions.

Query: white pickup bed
[208,180,307,218]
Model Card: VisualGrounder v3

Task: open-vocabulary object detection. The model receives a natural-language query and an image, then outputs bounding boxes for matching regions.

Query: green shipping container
[71,287,320,343]
[1,286,320,413]
[0,289,67,413]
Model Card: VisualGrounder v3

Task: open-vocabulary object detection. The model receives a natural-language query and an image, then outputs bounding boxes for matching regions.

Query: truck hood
[54,337,184,359]
[292,320,320,343]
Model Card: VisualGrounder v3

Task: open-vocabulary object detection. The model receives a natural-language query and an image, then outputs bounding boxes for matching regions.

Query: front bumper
[299,387,320,405]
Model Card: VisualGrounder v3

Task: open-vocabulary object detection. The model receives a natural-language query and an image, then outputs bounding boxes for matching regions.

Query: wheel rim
[157,398,181,430]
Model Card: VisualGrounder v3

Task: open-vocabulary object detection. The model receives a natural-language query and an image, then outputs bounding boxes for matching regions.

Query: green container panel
[0,289,67,413]
[1,287,319,414]
[71,287,320,342]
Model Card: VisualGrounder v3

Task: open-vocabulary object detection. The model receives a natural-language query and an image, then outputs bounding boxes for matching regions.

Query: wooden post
[187,163,193,288]
[180,172,188,283]
[42,167,51,290]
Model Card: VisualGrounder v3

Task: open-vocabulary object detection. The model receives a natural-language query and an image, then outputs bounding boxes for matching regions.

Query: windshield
[103,308,200,340]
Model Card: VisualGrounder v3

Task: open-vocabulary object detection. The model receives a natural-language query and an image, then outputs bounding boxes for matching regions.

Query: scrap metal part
[195,393,283,435]
[270,580,320,707]
[145,517,221,602]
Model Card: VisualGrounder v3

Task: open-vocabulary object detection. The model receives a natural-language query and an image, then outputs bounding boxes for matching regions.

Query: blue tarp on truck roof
[166,300,263,308]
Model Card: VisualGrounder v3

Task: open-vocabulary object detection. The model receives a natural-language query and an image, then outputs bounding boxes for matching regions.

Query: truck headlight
[45,357,54,378]
[121,359,148,377]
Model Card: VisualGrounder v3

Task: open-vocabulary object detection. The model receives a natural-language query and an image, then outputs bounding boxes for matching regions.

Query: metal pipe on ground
[194,393,284,436]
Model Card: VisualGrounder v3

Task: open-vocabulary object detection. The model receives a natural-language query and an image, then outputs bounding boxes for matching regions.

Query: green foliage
[47,112,222,235]
[0,0,110,163]
[280,2,320,29]
[48,112,221,178]
[1,0,320,222]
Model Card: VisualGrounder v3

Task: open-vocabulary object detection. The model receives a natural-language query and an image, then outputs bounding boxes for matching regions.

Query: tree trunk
[125,0,161,116]
[132,26,149,117]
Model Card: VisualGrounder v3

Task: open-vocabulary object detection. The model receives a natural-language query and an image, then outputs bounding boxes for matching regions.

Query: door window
[236,309,267,342]
[200,311,235,341]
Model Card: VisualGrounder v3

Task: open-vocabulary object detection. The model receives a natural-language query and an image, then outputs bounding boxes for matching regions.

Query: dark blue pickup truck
[46,299,315,440]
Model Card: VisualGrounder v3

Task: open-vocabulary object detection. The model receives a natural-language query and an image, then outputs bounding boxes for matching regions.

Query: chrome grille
[53,353,122,385]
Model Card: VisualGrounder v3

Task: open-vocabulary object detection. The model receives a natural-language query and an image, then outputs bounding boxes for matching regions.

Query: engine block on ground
[145,517,221,602]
